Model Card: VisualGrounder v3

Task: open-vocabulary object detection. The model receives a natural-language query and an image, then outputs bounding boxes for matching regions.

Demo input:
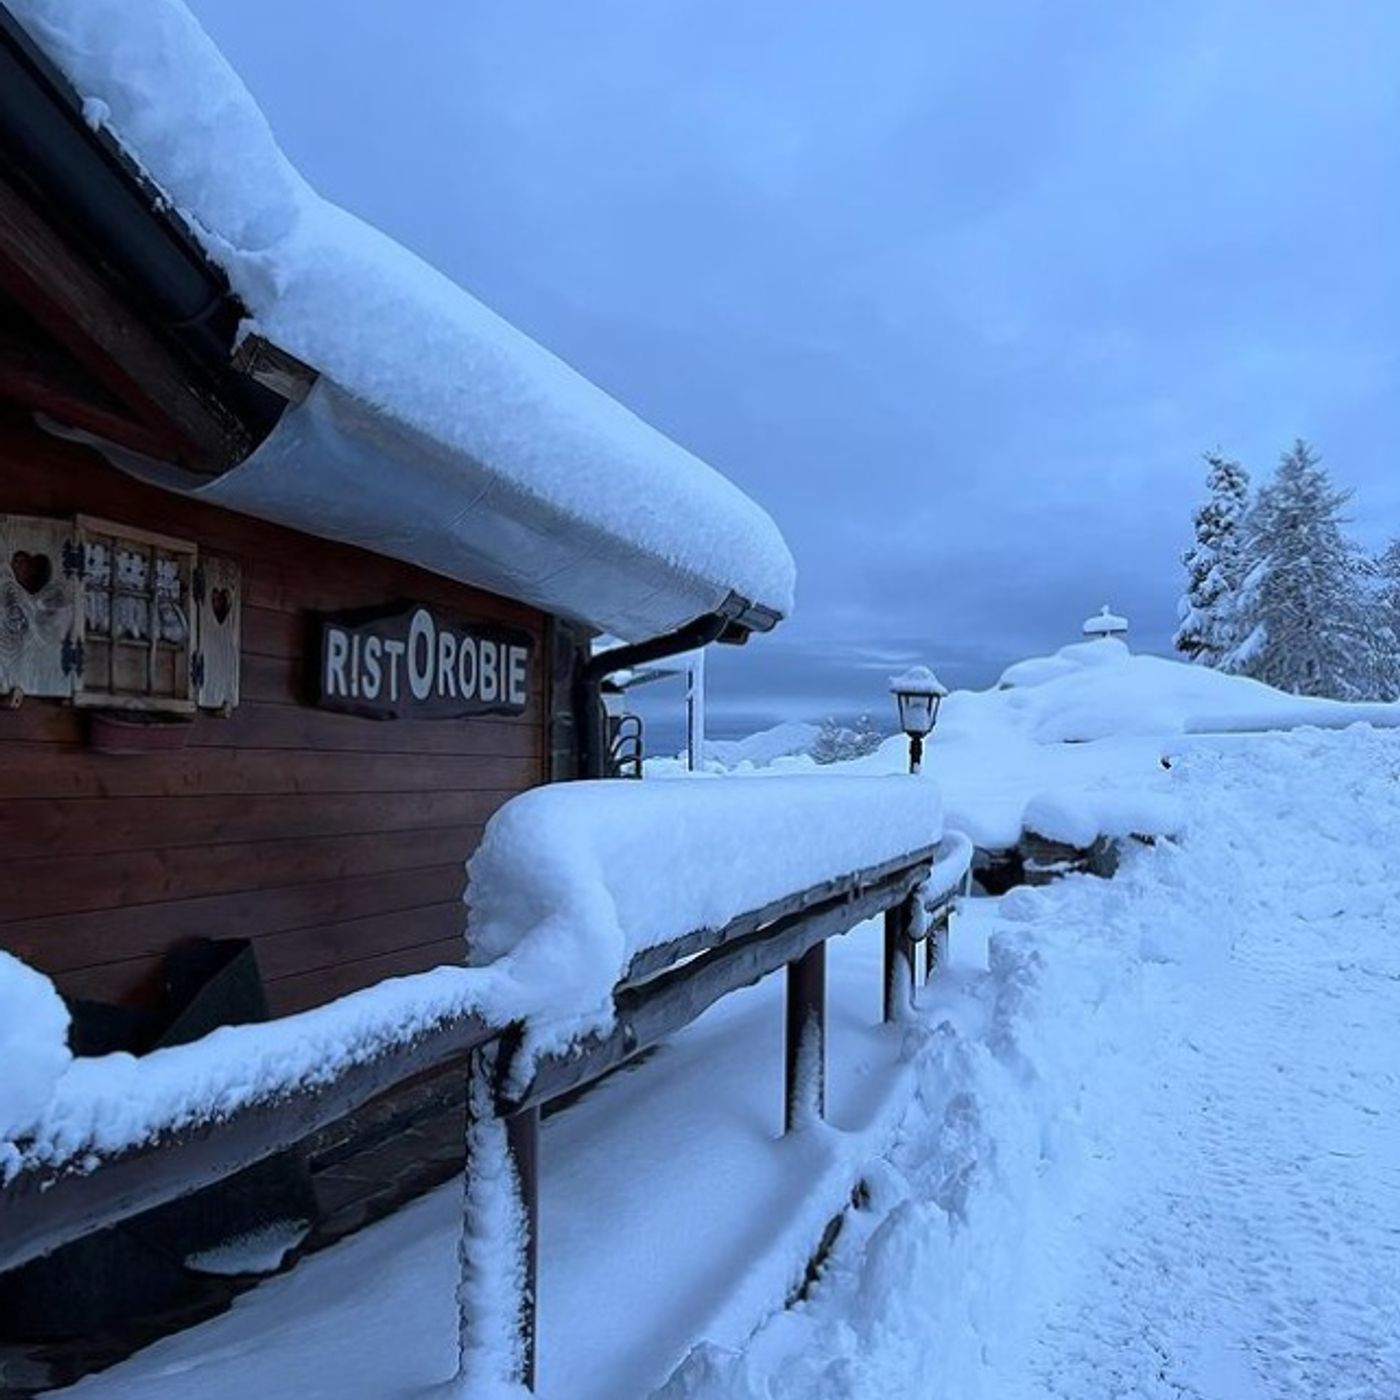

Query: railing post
[925,905,950,982]
[883,896,916,1023]
[785,940,826,1132]
[457,1042,539,1394]
[507,1104,540,1391]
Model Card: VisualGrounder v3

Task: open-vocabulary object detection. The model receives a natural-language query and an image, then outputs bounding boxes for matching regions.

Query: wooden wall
[0,409,550,1016]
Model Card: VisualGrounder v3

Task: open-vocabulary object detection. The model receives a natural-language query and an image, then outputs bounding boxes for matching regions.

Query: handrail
[0,836,966,1278]
[0,1013,499,1274]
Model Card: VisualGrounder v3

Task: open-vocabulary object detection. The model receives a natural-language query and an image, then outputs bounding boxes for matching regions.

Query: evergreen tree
[1370,539,1400,700]
[1174,450,1251,665]
[1223,440,1371,698]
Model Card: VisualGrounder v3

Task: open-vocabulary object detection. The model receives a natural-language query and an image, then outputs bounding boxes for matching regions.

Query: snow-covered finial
[1082,605,1128,640]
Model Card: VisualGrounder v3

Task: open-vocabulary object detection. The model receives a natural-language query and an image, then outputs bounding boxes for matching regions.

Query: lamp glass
[896,689,936,737]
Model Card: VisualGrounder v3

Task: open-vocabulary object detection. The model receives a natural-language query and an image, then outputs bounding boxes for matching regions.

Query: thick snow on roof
[11,0,795,633]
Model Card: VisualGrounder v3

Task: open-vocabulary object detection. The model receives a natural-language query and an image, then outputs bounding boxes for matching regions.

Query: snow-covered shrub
[812,713,886,765]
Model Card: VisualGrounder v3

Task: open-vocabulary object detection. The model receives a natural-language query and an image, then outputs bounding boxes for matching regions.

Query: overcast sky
[191,0,1398,739]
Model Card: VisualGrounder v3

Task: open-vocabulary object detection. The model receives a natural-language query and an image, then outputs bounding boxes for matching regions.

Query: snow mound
[702,721,822,769]
[656,725,1400,1399]
[683,642,1400,853]
[0,953,71,1154]
[467,776,944,971]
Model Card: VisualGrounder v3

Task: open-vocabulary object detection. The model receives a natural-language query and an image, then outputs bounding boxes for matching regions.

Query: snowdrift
[678,641,1400,851]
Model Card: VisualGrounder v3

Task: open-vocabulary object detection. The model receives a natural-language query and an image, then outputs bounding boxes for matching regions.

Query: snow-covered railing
[1,777,971,1392]
[0,972,501,1274]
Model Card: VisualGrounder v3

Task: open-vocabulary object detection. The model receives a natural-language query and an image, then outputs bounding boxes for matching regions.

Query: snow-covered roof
[10,0,796,642]
[1082,605,1129,636]
[889,664,949,697]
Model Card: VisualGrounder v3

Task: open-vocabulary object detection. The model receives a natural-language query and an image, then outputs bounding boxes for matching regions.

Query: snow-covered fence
[1,778,970,1393]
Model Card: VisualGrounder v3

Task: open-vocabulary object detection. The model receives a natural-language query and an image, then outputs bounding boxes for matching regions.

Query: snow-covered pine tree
[1223,440,1371,698]
[1370,539,1400,700]
[1174,450,1251,666]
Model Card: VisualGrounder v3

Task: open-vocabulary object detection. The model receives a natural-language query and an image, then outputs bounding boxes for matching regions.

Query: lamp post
[889,665,948,775]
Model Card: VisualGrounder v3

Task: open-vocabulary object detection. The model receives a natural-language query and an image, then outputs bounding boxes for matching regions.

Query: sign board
[314,603,533,720]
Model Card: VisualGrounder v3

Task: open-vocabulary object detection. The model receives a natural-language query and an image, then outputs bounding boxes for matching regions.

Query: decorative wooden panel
[0,513,77,700]
[195,555,241,712]
[74,515,197,713]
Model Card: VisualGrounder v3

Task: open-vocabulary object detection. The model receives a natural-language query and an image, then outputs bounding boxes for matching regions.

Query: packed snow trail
[662,727,1400,1398]
[1008,732,1400,1400]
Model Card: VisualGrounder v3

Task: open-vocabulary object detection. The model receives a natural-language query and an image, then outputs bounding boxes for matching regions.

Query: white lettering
[363,635,383,700]
[382,639,406,703]
[457,637,477,698]
[326,628,349,697]
[407,609,435,701]
[479,639,499,703]
[437,631,458,698]
[349,633,361,698]
[508,645,528,707]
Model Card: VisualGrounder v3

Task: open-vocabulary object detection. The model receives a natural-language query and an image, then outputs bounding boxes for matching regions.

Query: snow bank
[11,0,795,628]
[690,642,1400,852]
[467,776,944,970]
[0,953,71,1169]
[703,721,822,769]
[655,725,1400,1398]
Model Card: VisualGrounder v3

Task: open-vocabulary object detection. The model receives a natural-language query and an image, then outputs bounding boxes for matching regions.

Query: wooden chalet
[0,8,970,1395]
[0,2,797,1378]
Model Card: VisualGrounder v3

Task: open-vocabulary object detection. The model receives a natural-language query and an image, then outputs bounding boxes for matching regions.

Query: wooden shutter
[195,555,241,712]
[0,514,78,699]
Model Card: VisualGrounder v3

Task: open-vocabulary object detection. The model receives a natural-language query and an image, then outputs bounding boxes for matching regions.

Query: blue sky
[191,0,1399,739]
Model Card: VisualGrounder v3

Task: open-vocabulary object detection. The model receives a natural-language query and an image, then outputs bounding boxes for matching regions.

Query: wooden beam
[0,169,250,472]
[785,940,826,1133]
[510,863,929,1113]
[0,1012,499,1274]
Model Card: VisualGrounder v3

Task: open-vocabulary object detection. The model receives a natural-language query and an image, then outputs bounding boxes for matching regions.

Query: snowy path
[1009,735,1400,1400]
[667,728,1400,1398]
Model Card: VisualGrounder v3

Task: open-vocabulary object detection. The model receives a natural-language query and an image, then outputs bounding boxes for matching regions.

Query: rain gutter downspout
[576,609,737,779]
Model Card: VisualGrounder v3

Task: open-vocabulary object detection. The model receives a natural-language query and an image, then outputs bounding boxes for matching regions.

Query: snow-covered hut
[0,0,794,1347]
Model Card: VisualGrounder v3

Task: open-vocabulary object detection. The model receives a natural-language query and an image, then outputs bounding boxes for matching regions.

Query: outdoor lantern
[889,665,948,775]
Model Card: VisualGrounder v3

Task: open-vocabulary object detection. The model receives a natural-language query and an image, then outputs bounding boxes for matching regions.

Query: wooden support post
[507,1105,541,1392]
[925,906,950,982]
[883,899,915,1023]
[458,1044,540,1393]
[785,939,827,1132]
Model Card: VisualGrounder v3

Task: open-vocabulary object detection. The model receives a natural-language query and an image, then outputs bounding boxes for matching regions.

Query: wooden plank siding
[0,408,551,1015]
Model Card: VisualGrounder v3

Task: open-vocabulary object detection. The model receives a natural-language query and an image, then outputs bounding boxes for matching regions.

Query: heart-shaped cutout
[210,587,232,624]
[11,550,52,596]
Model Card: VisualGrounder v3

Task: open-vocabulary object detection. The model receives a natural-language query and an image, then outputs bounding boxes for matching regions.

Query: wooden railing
[0,833,971,1391]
